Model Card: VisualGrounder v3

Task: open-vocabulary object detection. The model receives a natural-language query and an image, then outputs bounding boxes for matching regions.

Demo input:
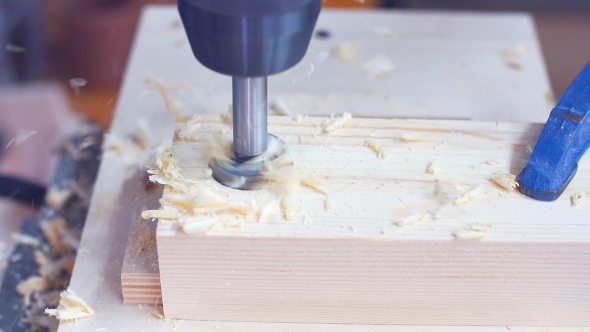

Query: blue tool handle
[518,61,590,201]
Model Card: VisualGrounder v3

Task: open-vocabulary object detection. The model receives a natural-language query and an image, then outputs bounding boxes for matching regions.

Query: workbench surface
[58,6,586,332]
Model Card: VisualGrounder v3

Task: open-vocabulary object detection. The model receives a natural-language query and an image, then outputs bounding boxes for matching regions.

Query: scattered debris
[398,133,422,142]
[146,78,185,122]
[44,288,95,321]
[571,192,585,207]
[5,43,26,52]
[147,148,181,185]
[365,140,388,159]
[11,233,41,247]
[331,42,359,63]
[17,276,48,297]
[484,160,500,166]
[502,43,528,59]
[489,172,519,191]
[454,185,484,206]
[221,106,233,125]
[322,112,352,133]
[454,223,492,240]
[426,159,439,175]
[301,173,328,195]
[69,78,87,95]
[46,187,74,209]
[270,98,292,116]
[176,114,203,141]
[5,129,38,148]
[362,55,395,77]
[394,213,430,227]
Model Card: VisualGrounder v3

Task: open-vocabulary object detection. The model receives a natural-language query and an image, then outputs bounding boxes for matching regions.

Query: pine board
[155,115,590,325]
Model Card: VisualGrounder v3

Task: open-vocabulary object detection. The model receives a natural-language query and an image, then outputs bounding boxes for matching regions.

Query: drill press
[178,0,322,189]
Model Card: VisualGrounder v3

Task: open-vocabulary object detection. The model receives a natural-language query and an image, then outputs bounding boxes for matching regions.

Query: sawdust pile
[142,115,329,234]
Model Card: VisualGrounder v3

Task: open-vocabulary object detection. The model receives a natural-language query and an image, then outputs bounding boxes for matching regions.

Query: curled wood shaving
[365,140,388,160]
[454,223,492,240]
[322,112,352,133]
[571,192,585,207]
[176,114,203,141]
[454,185,484,206]
[147,148,181,185]
[44,288,95,321]
[489,172,519,191]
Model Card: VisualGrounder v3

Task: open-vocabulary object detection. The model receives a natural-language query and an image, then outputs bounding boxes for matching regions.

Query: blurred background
[1,0,590,130]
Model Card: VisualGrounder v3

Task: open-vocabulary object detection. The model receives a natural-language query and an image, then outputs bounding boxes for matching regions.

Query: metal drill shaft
[232,76,268,160]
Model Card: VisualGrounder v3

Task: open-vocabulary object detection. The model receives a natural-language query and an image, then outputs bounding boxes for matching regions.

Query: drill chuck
[178,0,321,77]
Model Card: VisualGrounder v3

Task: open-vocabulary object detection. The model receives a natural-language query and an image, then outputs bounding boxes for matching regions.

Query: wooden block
[152,114,590,326]
[121,218,162,305]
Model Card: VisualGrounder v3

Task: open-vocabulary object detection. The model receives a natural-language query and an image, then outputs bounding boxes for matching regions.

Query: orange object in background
[323,0,379,8]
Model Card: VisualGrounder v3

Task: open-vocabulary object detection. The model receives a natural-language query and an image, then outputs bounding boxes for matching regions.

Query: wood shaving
[145,306,164,319]
[17,276,48,302]
[398,133,422,142]
[270,98,292,116]
[177,217,218,235]
[176,114,203,141]
[280,194,300,220]
[454,223,492,240]
[502,43,528,59]
[331,42,359,63]
[571,192,585,207]
[454,185,484,206]
[141,209,182,220]
[394,213,430,227]
[221,106,232,125]
[147,148,181,185]
[485,160,500,166]
[11,233,40,247]
[322,112,352,133]
[365,140,388,159]
[489,172,519,191]
[257,199,278,222]
[145,77,184,122]
[40,218,77,255]
[5,129,38,148]
[362,55,395,77]
[427,159,439,175]
[526,142,535,154]
[323,197,333,212]
[44,288,95,321]
[46,187,73,209]
[301,173,328,195]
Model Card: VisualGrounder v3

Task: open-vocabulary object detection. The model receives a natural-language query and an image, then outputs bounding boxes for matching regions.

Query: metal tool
[178,0,322,189]
[518,61,590,201]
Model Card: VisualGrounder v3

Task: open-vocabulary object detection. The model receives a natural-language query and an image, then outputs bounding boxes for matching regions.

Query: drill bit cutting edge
[178,0,322,189]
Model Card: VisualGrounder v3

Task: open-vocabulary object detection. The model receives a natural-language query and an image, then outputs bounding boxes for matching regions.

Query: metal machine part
[209,134,291,190]
[178,0,321,187]
[518,61,590,201]
[233,77,267,160]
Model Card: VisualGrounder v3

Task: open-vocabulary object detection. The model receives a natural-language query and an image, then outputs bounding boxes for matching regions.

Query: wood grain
[154,115,590,325]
